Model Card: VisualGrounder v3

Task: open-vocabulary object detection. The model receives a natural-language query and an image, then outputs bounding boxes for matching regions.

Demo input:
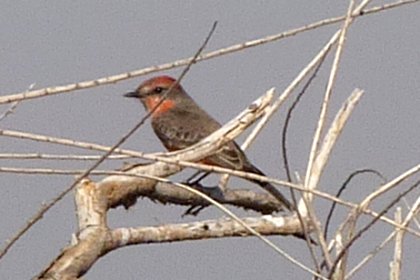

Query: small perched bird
[124,75,293,211]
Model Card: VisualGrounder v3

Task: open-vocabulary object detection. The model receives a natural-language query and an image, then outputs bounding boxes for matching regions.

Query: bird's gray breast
[151,108,220,150]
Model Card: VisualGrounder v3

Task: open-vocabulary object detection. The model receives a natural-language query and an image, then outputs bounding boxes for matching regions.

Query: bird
[124,75,293,211]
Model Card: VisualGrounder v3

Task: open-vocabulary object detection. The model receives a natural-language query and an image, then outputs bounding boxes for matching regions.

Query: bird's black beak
[124,91,138,98]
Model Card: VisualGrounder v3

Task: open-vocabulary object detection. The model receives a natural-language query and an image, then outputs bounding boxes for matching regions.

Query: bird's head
[124,75,186,116]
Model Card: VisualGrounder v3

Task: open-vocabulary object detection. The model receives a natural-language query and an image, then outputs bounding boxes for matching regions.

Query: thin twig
[281,53,328,274]
[402,198,420,229]
[0,84,35,121]
[0,102,19,121]
[324,169,386,240]
[0,153,132,160]
[360,164,420,208]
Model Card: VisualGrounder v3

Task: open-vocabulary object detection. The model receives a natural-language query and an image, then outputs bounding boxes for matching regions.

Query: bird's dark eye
[155,87,163,93]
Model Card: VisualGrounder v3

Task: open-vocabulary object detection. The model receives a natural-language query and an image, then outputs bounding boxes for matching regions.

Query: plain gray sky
[0,1,419,279]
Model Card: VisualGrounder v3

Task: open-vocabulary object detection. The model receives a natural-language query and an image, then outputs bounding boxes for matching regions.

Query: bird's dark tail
[253,180,294,211]
[246,164,294,211]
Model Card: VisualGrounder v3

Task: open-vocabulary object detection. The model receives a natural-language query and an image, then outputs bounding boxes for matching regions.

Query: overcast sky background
[0,1,419,279]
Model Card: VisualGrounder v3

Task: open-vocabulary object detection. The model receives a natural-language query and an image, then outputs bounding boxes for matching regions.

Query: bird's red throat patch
[144,96,175,116]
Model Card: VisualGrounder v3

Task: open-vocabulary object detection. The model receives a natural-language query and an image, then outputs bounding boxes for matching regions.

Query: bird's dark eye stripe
[155,87,163,93]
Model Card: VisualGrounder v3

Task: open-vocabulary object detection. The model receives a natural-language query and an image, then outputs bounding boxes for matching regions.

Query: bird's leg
[181,173,211,217]
[182,205,209,217]
[185,171,211,186]
[185,170,202,183]
[182,172,226,217]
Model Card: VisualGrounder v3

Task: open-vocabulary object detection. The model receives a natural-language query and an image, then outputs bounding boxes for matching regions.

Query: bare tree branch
[390,207,403,280]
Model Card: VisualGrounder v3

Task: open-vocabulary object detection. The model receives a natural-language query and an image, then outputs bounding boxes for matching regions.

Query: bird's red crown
[140,75,179,90]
